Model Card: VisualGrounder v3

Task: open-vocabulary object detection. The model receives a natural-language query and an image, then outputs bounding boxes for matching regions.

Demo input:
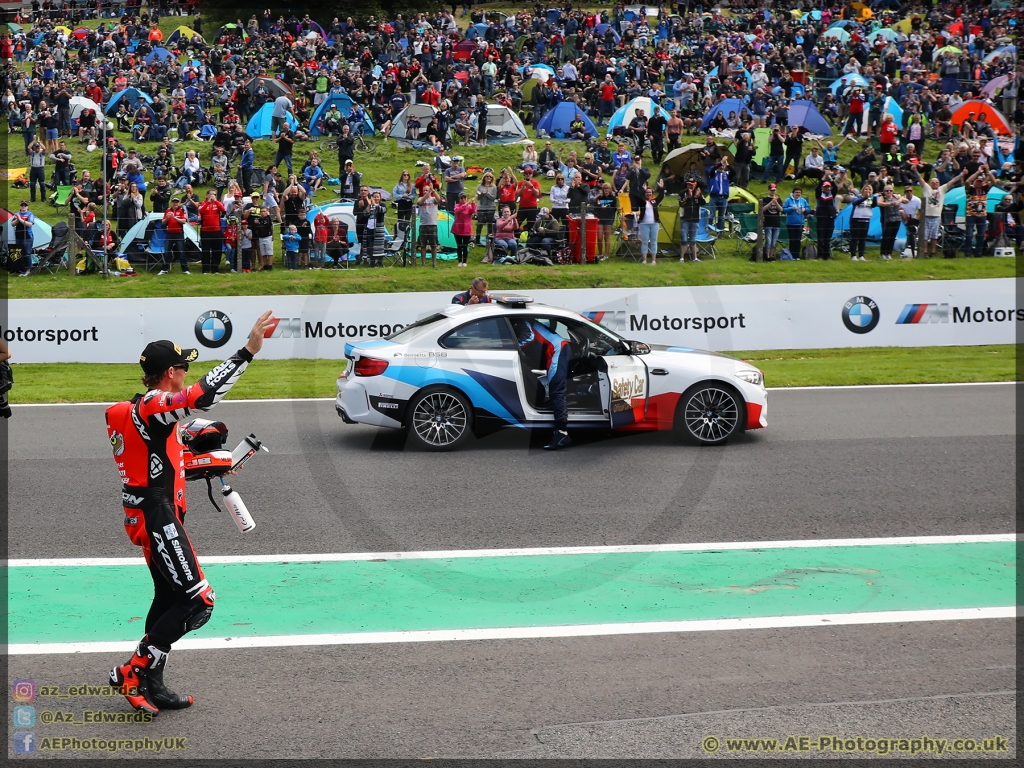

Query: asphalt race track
[7,383,1016,759]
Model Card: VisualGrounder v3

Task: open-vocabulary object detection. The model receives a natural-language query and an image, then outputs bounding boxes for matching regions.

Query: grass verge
[9,345,1017,404]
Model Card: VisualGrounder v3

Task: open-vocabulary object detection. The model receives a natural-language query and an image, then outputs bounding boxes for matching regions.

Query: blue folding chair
[695,207,718,260]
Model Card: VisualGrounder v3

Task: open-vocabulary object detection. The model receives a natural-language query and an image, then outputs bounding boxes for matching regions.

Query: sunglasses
[171,363,190,372]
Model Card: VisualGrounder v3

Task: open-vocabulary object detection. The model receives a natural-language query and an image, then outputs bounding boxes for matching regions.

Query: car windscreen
[385,313,447,344]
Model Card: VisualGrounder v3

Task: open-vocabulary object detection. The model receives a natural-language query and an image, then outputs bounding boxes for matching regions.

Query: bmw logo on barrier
[195,310,233,348]
[842,296,880,334]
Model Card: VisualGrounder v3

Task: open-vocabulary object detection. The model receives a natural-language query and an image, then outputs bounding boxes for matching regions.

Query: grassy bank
[8,252,1015,299]
[9,345,1017,404]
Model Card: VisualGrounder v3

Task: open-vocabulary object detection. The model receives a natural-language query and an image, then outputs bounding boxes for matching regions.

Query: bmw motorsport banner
[5,278,1018,363]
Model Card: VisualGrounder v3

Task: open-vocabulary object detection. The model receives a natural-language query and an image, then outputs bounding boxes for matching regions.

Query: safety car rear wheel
[674,383,742,446]
[406,387,473,451]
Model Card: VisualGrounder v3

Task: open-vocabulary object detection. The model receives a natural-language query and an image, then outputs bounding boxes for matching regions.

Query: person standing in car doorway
[511,318,572,451]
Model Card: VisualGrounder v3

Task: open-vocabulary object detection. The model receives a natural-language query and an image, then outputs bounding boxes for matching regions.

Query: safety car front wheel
[406,387,473,451]
[674,383,742,446]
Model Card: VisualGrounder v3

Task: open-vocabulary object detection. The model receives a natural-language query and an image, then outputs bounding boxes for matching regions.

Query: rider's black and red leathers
[105,348,252,648]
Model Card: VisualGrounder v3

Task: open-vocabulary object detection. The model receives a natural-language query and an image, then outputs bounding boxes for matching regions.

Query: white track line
[7,607,1015,656]
[10,380,1017,408]
[7,534,1016,568]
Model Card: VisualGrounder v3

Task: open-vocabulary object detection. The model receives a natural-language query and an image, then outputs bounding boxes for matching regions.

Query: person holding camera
[761,184,783,261]
[813,176,839,260]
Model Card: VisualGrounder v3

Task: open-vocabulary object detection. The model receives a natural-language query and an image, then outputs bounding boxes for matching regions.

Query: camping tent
[214,23,249,43]
[699,98,749,132]
[465,22,490,39]
[238,76,295,101]
[387,104,440,145]
[1,213,53,249]
[144,47,177,65]
[104,88,154,115]
[68,96,113,131]
[949,101,1012,135]
[981,75,1011,98]
[830,73,870,94]
[859,96,901,133]
[606,97,672,134]
[305,203,399,259]
[470,105,528,144]
[308,92,376,137]
[452,39,477,61]
[835,204,906,243]
[942,185,1010,216]
[166,25,204,46]
[245,102,298,139]
[118,212,200,255]
[535,102,599,139]
[784,101,832,134]
[729,126,771,167]
[705,65,753,90]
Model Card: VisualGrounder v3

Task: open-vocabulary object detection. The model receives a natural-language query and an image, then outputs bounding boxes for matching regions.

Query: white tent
[388,103,440,146]
[69,95,114,132]
[470,104,529,144]
[118,212,200,252]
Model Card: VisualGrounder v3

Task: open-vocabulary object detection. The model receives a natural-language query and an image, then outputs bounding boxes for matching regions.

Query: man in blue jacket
[783,186,811,255]
[707,159,731,231]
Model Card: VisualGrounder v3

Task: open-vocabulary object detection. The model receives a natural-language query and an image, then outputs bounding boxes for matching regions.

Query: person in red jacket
[312,210,329,268]
[515,167,543,231]
[105,311,273,715]
[197,189,226,274]
[160,198,190,274]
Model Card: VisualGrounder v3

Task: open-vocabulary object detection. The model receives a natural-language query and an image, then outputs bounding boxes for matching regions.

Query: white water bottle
[220,478,256,533]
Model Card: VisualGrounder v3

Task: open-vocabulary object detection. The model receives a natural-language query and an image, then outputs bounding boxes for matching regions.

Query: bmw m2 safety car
[335,295,767,451]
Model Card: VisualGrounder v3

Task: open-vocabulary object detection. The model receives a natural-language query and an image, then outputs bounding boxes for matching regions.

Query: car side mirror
[628,340,651,355]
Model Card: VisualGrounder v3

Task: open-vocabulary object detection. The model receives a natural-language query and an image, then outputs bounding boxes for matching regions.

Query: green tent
[729,127,771,167]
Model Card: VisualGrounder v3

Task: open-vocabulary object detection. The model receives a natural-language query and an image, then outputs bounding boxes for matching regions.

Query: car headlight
[735,369,763,386]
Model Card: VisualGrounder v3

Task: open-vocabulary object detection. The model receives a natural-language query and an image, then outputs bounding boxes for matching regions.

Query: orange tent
[949,101,1012,135]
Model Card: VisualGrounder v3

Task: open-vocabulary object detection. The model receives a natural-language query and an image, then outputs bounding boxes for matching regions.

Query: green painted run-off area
[7,542,1015,645]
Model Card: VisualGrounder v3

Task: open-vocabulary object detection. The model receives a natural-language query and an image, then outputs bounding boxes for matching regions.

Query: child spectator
[281,224,301,270]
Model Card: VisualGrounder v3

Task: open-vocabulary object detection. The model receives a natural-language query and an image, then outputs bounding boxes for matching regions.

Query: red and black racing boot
[109,639,160,715]
[145,646,193,710]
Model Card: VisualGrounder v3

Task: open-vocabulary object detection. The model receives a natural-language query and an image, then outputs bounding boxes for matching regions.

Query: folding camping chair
[695,207,718,260]
[939,203,965,258]
[733,212,760,258]
[142,221,168,272]
[49,185,74,215]
[614,194,642,261]
[29,222,70,274]
[382,221,410,267]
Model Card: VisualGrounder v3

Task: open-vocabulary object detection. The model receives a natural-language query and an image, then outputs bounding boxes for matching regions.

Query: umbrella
[981,75,1010,98]
[820,28,851,43]
[830,73,871,94]
[935,45,962,56]
[892,18,913,33]
[984,45,1016,63]
[664,143,732,176]
[72,27,89,39]
[868,29,898,43]
[366,186,392,201]
[53,25,72,35]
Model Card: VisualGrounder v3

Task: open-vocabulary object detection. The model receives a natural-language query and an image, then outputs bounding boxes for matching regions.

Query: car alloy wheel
[678,385,741,446]
[409,389,471,450]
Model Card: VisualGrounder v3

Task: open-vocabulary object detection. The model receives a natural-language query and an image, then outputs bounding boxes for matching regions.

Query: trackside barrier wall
[5,278,1017,363]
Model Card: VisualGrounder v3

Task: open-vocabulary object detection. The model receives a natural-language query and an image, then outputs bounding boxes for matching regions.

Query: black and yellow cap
[139,340,199,375]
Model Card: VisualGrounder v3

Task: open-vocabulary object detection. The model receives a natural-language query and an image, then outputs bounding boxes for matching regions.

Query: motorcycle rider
[104,311,274,715]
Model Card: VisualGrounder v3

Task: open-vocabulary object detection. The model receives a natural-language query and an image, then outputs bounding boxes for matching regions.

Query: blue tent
[706,65,753,91]
[144,47,176,64]
[104,88,154,115]
[830,73,870,94]
[942,185,1009,216]
[607,97,671,133]
[536,101,599,139]
[465,22,490,39]
[835,204,906,243]
[245,102,298,139]
[772,83,806,97]
[699,98,749,132]
[308,92,376,137]
[785,100,832,134]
